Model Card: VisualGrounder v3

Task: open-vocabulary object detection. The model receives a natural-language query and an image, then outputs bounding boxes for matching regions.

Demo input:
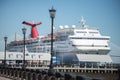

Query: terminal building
[0,51,51,66]
[0,51,112,67]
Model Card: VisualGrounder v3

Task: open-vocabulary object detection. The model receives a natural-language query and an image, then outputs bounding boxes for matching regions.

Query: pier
[0,65,119,80]
[26,65,118,73]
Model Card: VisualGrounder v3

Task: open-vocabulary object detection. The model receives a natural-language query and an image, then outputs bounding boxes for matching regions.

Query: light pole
[49,7,56,71]
[22,28,26,69]
[4,36,7,67]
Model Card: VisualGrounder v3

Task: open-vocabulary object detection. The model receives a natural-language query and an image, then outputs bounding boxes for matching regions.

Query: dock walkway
[0,76,12,80]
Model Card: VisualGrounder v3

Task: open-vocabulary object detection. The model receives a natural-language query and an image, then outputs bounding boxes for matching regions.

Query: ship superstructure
[7,17,110,55]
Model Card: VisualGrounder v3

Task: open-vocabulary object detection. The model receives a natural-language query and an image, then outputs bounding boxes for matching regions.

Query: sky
[0,0,120,58]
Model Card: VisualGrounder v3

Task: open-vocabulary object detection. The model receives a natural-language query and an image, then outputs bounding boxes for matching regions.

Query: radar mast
[81,16,87,29]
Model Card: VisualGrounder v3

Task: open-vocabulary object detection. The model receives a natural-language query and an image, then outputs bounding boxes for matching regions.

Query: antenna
[81,16,87,29]
[14,32,16,41]
[22,21,42,38]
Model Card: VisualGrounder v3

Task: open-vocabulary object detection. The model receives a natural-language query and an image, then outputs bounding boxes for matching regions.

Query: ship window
[8,54,13,58]
[105,45,108,47]
[89,32,98,34]
[31,55,34,58]
[96,52,99,54]
[70,37,109,40]
[26,53,29,56]
[16,55,18,58]
[39,55,41,58]
[16,54,23,58]
[76,31,87,33]
[72,45,108,47]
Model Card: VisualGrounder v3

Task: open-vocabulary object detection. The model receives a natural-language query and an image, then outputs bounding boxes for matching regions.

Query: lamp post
[49,7,56,71]
[4,36,7,67]
[22,28,26,69]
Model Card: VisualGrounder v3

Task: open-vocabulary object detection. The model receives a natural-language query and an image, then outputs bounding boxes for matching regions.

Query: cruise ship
[7,17,110,55]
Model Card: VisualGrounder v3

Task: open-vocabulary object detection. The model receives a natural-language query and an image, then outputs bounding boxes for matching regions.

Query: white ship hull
[7,17,111,55]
